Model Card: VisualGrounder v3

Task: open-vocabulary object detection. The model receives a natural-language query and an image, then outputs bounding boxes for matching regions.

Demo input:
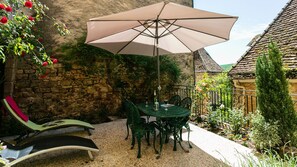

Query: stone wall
[4,0,193,121]
[12,59,122,121]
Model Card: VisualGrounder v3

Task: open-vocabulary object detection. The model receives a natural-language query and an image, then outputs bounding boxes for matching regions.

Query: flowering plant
[0,0,69,74]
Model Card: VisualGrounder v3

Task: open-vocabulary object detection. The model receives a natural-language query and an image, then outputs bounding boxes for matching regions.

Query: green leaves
[255,41,296,143]
[0,0,69,74]
[0,46,6,63]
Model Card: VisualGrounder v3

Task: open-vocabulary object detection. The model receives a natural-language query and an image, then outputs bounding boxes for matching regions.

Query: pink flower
[196,87,202,92]
[28,16,34,21]
[42,62,48,66]
[39,71,49,79]
[0,4,5,10]
[5,6,12,12]
[24,1,33,8]
[0,16,8,24]
[39,74,47,79]
[21,51,26,57]
[38,38,43,42]
[52,59,58,64]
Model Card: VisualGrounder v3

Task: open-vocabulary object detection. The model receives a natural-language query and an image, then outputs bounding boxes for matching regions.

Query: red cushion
[5,96,29,122]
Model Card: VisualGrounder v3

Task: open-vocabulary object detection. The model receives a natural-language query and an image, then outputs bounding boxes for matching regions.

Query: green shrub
[207,106,219,129]
[289,131,297,147]
[256,41,297,143]
[228,108,246,135]
[225,149,297,167]
[250,111,281,150]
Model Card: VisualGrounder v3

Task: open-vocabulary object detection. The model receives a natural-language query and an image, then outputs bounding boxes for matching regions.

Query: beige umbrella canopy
[85,1,237,96]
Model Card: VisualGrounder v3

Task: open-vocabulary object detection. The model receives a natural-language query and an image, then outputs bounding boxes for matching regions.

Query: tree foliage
[255,41,296,143]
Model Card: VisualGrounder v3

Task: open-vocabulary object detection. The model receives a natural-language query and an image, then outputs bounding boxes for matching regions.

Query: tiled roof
[194,48,223,73]
[229,0,297,79]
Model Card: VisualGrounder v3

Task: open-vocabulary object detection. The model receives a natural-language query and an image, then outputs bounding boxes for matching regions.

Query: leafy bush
[225,149,297,167]
[206,105,222,129]
[228,108,246,135]
[250,111,281,150]
[256,41,297,143]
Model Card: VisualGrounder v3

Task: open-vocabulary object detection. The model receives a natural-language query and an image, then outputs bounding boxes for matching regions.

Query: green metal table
[137,103,190,157]
[137,103,190,118]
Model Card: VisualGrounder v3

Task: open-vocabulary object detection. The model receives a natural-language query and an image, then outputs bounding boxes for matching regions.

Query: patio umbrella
[85,1,237,97]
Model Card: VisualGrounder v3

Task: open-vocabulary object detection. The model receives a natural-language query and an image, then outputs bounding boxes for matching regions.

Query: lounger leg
[88,151,94,160]
[85,128,92,136]
[15,131,31,144]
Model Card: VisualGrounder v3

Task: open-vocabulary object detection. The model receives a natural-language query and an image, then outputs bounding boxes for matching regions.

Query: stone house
[194,48,223,82]
[228,0,297,112]
[1,0,193,122]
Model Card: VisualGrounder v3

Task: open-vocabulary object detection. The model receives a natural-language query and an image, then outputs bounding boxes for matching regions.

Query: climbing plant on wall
[59,34,181,100]
[0,0,69,73]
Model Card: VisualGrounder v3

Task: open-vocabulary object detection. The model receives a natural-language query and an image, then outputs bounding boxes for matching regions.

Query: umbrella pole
[156,20,161,102]
[157,44,161,102]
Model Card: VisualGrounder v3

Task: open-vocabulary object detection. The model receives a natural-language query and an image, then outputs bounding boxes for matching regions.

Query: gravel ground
[13,119,227,167]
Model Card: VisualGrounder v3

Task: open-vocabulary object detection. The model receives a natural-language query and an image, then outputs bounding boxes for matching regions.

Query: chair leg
[177,135,189,153]
[180,129,183,141]
[137,136,141,158]
[125,122,129,140]
[173,126,177,151]
[186,126,192,148]
[153,130,158,154]
[131,133,135,149]
[156,131,164,159]
[146,131,150,146]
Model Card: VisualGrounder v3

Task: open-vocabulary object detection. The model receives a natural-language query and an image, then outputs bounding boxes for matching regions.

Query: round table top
[137,103,190,118]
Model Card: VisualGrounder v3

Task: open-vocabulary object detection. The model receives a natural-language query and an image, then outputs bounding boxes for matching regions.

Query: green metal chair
[178,97,192,148]
[180,97,192,110]
[123,99,146,140]
[168,95,181,106]
[124,100,158,158]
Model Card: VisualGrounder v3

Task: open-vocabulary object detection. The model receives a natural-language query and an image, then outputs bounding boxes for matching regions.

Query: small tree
[256,41,296,143]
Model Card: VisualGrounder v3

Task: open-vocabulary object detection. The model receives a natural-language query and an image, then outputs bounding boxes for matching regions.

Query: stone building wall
[5,0,193,121]
[233,80,297,114]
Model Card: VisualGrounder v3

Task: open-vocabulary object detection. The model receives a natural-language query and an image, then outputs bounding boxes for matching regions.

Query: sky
[193,0,290,65]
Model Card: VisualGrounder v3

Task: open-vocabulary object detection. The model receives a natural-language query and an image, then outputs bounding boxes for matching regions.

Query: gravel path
[14,119,227,167]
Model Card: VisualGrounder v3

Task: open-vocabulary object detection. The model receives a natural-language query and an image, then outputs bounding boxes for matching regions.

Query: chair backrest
[124,100,142,127]
[180,97,192,110]
[123,99,133,125]
[168,95,181,106]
